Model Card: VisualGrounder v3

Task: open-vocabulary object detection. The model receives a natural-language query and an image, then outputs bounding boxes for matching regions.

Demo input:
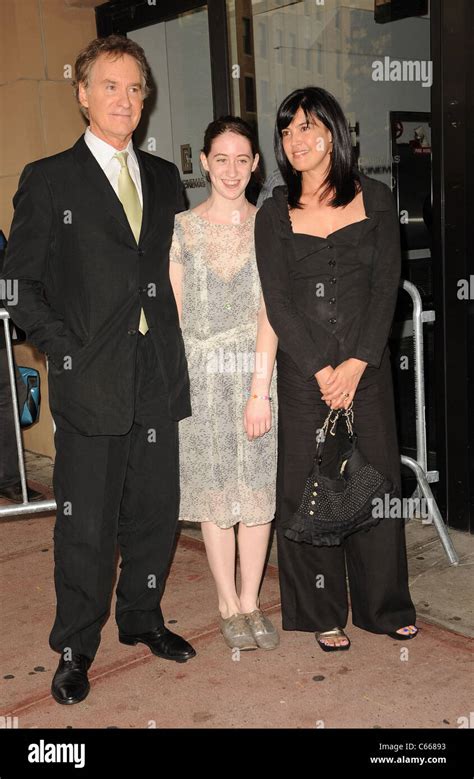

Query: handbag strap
[315,402,355,463]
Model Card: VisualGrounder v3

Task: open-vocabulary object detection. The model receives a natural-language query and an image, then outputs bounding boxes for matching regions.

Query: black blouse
[254,172,401,380]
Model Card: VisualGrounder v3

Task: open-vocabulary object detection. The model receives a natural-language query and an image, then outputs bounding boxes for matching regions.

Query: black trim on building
[431,0,474,532]
[95,0,231,118]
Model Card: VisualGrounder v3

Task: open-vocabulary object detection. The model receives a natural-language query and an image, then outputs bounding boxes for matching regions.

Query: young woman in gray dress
[169,117,279,651]
[255,88,418,652]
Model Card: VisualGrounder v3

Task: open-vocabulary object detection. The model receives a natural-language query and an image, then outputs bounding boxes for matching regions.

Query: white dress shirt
[84,126,143,206]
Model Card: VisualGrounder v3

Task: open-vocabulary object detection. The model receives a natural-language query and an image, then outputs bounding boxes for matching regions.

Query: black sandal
[386,625,419,640]
[315,627,351,652]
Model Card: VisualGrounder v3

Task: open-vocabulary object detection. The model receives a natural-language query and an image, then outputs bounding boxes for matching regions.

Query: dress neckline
[189,208,257,227]
[286,180,371,240]
[287,209,371,240]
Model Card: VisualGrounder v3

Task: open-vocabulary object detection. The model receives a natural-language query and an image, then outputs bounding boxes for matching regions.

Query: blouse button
[329,297,336,304]
[329,259,336,267]
[329,318,337,325]
[330,277,337,284]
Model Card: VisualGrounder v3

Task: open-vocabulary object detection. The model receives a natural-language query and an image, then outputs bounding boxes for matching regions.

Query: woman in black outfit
[254,87,418,651]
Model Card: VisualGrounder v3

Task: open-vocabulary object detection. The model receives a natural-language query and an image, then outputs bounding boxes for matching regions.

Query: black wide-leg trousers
[49,332,180,662]
[275,346,416,634]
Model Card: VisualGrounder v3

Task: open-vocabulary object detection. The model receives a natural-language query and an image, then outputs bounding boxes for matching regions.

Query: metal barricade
[399,281,458,565]
[0,307,55,518]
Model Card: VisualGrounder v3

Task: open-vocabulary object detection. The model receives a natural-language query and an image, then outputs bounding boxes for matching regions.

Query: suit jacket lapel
[73,135,141,246]
[135,146,155,246]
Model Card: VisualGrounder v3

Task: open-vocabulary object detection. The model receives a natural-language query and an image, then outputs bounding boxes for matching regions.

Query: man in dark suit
[1,35,195,705]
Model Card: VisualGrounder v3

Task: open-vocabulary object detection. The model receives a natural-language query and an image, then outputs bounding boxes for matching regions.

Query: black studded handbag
[284,404,396,547]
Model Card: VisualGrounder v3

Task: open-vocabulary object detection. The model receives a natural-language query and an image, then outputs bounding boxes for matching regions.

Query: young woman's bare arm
[244,292,279,441]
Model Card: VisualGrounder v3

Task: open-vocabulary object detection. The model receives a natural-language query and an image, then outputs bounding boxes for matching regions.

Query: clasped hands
[315,358,368,409]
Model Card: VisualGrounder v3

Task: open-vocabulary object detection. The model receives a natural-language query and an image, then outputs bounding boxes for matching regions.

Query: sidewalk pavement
[0,451,472,729]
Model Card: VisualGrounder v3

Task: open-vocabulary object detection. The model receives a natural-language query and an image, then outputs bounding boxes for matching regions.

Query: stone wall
[0,0,97,458]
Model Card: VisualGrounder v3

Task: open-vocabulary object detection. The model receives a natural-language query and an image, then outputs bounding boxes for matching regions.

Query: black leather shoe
[0,483,44,503]
[119,626,196,663]
[51,653,92,705]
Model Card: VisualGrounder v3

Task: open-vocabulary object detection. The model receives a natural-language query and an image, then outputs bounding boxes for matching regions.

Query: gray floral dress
[169,209,277,528]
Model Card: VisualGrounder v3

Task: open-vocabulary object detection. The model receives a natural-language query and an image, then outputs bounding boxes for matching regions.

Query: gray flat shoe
[219,613,257,650]
[244,609,280,650]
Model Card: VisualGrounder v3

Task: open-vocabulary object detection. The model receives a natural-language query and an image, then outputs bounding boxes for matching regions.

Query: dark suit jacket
[254,172,401,380]
[0,135,192,435]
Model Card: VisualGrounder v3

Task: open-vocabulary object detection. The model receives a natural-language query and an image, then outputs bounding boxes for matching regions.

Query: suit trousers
[275,346,416,634]
[49,331,180,662]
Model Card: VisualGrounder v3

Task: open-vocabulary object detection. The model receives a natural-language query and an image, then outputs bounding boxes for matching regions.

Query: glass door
[130,10,213,207]
[96,0,230,207]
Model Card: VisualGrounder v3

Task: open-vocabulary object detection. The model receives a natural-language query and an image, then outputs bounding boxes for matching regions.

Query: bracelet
[249,394,272,401]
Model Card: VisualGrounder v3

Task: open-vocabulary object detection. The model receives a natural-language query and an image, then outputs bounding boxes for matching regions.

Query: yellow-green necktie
[115,151,148,335]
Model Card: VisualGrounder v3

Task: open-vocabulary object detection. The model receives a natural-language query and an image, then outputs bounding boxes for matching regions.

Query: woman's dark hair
[274,87,360,209]
[201,115,262,187]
